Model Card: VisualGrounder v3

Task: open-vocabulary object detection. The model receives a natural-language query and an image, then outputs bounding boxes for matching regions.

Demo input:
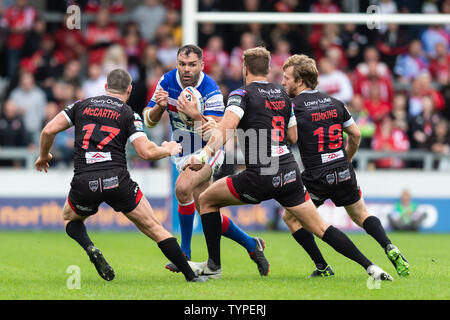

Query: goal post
[182,2,450,45]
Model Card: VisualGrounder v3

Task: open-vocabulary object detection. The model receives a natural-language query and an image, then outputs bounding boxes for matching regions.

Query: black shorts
[301,162,361,207]
[226,161,309,208]
[68,167,143,216]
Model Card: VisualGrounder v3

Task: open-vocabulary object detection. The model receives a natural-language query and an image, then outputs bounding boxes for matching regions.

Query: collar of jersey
[104,94,125,102]
[252,80,269,84]
[176,70,205,89]
[299,89,318,95]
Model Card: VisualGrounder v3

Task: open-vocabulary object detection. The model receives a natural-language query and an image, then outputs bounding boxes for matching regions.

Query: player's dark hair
[243,47,271,76]
[177,44,203,60]
[106,69,132,94]
[283,54,318,89]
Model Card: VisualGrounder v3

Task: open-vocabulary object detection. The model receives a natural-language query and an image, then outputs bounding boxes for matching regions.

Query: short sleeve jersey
[146,69,225,156]
[226,81,297,168]
[292,90,355,171]
[62,95,146,174]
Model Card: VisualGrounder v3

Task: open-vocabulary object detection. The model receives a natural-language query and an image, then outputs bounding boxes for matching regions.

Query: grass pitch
[0,231,448,300]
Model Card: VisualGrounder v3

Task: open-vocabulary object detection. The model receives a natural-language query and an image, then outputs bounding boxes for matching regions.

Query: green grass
[0,231,448,300]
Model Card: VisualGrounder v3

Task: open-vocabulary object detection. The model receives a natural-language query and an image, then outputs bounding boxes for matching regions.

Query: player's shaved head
[243,47,271,76]
[106,69,132,94]
[283,54,318,89]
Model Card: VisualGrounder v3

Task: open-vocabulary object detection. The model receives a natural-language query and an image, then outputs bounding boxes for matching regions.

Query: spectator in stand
[429,42,450,86]
[391,93,410,134]
[54,14,85,62]
[22,18,46,59]
[387,189,427,231]
[8,71,47,145]
[270,38,291,83]
[408,96,442,150]
[202,35,230,74]
[61,59,82,86]
[363,82,392,126]
[230,31,256,66]
[377,0,398,34]
[141,43,162,77]
[421,24,449,60]
[156,34,178,71]
[376,23,410,70]
[82,63,107,98]
[347,94,375,149]
[101,44,127,76]
[166,8,182,47]
[121,22,147,82]
[0,0,38,78]
[310,0,340,13]
[223,61,243,92]
[309,24,347,69]
[394,39,429,84]
[408,72,445,116]
[430,119,450,169]
[84,7,121,65]
[317,56,353,104]
[83,0,125,14]
[132,0,166,43]
[339,23,369,70]
[422,0,440,13]
[273,0,299,12]
[0,99,29,148]
[372,115,409,169]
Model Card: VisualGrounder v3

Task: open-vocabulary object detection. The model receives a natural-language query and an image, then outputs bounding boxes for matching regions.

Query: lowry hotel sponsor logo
[258,88,282,96]
[304,97,332,107]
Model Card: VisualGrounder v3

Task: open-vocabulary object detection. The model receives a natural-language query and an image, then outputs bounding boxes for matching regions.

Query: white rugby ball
[179,86,204,126]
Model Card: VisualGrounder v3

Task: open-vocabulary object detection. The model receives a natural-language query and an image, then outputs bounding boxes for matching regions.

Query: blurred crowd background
[0,0,449,170]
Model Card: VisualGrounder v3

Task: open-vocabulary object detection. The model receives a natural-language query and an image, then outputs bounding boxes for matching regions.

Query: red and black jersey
[292,90,355,172]
[226,81,297,169]
[62,95,146,175]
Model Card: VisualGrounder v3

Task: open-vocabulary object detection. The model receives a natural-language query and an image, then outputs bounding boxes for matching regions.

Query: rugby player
[142,44,268,275]
[35,69,208,282]
[281,54,409,278]
[187,47,393,281]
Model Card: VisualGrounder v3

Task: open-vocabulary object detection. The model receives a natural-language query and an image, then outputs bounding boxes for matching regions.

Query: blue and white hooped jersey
[147,69,224,156]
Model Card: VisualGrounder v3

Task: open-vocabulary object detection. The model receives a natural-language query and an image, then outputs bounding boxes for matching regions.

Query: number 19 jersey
[292,89,355,172]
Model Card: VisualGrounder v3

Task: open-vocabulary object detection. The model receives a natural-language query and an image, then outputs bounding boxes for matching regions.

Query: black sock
[65,221,93,251]
[158,237,196,281]
[200,212,222,267]
[322,225,372,270]
[292,228,328,270]
[362,216,392,250]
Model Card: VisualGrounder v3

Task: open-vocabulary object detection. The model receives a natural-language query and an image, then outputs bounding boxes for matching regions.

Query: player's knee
[175,182,193,204]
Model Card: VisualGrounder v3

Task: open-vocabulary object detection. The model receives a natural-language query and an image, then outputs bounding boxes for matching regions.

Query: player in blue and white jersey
[142,45,268,275]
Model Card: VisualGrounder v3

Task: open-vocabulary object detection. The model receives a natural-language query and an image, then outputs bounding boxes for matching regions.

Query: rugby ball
[179,86,204,126]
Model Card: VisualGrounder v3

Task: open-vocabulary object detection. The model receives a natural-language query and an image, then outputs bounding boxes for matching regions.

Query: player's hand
[155,89,169,108]
[177,93,200,120]
[183,151,208,171]
[161,141,182,156]
[35,153,53,173]
[199,117,217,141]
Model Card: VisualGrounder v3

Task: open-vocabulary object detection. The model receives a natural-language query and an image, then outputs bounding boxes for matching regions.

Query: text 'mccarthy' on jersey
[225,81,297,169]
[146,69,225,156]
[292,89,355,172]
[62,95,146,174]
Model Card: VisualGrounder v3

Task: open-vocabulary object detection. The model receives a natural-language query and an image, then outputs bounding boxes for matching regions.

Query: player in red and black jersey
[186,48,393,282]
[35,69,208,283]
[282,54,409,278]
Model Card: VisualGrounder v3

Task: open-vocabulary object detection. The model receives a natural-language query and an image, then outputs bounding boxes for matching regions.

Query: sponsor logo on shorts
[326,173,336,185]
[321,150,344,164]
[75,204,92,212]
[103,176,119,190]
[85,152,112,164]
[271,145,290,157]
[242,194,259,203]
[338,169,351,182]
[89,180,99,192]
[309,192,321,201]
[272,175,281,188]
[283,170,297,185]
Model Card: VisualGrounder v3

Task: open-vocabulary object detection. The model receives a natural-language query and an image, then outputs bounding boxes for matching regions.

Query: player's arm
[131,136,182,160]
[343,122,361,162]
[35,112,71,172]
[287,105,298,144]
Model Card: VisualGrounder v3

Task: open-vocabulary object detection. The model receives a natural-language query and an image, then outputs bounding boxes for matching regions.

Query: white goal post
[182,0,450,45]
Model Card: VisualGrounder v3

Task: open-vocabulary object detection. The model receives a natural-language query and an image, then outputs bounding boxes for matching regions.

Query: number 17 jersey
[292,89,355,172]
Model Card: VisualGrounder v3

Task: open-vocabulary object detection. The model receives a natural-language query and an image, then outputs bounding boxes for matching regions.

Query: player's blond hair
[243,47,271,76]
[283,54,318,89]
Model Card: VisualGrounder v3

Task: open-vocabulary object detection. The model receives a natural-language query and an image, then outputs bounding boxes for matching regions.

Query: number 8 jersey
[292,89,355,171]
[62,95,146,174]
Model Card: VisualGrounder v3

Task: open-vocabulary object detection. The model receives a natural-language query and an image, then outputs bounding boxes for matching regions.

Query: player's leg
[124,195,207,282]
[345,197,410,277]
[63,198,115,281]
[284,199,393,280]
[281,209,333,277]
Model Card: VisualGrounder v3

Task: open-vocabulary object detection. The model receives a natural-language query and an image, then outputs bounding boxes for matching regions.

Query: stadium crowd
[0,0,449,169]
